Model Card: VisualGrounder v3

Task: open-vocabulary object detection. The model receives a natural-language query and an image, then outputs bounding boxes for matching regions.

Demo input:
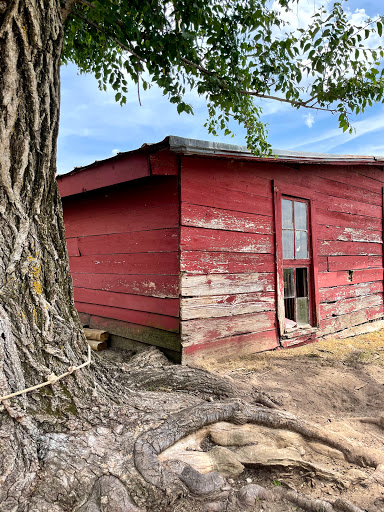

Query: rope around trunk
[0,343,91,401]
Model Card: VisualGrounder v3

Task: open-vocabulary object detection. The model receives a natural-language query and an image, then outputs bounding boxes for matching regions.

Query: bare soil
[197,332,384,511]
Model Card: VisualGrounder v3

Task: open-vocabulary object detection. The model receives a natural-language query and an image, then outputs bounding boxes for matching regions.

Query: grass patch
[202,330,384,374]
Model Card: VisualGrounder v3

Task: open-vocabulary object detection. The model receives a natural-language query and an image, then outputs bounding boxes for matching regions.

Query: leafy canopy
[62,0,384,154]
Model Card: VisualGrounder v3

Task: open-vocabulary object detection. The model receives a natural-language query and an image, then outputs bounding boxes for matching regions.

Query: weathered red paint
[180,226,274,253]
[61,171,181,338]
[318,268,384,288]
[180,251,275,274]
[327,256,369,272]
[181,203,273,235]
[63,178,179,238]
[69,252,179,275]
[74,288,179,316]
[72,272,179,298]
[181,174,273,216]
[57,152,150,197]
[76,302,179,332]
[183,329,279,357]
[58,137,384,362]
[320,293,383,319]
[70,229,179,256]
[317,224,382,244]
[316,209,382,231]
[320,281,383,303]
[319,240,382,256]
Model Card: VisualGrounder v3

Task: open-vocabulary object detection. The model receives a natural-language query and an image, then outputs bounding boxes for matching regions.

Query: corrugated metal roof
[167,135,384,163]
[60,135,384,177]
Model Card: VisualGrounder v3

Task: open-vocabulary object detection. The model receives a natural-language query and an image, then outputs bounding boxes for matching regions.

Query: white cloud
[347,143,384,156]
[304,113,315,128]
[111,148,120,155]
[271,0,321,33]
[289,108,384,153]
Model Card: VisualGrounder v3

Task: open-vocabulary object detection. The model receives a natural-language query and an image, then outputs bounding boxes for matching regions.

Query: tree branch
[73,11,146,66]
[239,90,337,112]
[61,0,80,23]
[73,11,340,115]
[80,0,96,9]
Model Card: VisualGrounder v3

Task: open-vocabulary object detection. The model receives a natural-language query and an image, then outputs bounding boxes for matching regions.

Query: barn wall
[62,175,181,355]
[179,157,280,362]
[179,156,384,363]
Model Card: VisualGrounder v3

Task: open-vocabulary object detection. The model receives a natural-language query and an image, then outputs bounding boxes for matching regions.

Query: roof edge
[167,135,384,164]
[58,135,384,181]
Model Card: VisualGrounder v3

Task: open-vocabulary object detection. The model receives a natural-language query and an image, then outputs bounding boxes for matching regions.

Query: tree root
[275,488,334,512]
[97,347,278,408]
[2,347,380,511]
[277,489,364,512]
[134,397,384,509]
[135,399,384,491]
[76,475,141,512]
[165,460,227,496]
[332,498,365,512]
[353,414,384,430]
[237,484,364,512]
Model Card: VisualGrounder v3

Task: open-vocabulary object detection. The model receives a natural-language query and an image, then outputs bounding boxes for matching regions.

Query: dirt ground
[196,332,384,511]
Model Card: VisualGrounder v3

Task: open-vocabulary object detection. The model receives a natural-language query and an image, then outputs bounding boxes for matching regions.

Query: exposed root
[332,498,365,512]
[76,475,141,512]
[166,460,227,496]
[2,347,383,511]
[354,414,384,429]
[118,348,278,408]
[135,398,384,494]
[92,347,278,411]
[275,487,334,512]
[237,484,364,512]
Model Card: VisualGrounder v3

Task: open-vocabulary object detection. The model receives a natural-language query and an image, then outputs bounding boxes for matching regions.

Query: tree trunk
[0,0,92,504]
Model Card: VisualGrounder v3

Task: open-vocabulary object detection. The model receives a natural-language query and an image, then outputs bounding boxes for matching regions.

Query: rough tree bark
[0,3,383,512]
[0,0,92,505]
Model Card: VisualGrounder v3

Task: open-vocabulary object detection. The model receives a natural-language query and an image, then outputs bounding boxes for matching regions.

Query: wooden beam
[57,153,150,197]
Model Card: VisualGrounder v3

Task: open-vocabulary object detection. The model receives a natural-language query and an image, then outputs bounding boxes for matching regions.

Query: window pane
[296,268,308,298]
[295,231,308,259]
[297,298,309,325]
[296,268,309,325]
[283,268,295,297]
[283,229,294,259]
[294,201,307,230]
[283,268,295,321]
[282,199,293,228]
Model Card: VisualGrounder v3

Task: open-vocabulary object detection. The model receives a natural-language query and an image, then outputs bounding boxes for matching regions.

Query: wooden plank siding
[62,175,181,351]
[179,157,279,362]
[179,155,384,364]
[60,145,384,363]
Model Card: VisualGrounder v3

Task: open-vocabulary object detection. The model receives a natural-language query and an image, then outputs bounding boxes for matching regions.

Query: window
[273,181,320,338]
[281,198,311,329]
[282,199,308,260]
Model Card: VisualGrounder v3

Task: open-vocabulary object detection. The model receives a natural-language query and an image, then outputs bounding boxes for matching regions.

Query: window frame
[273,180,320,336]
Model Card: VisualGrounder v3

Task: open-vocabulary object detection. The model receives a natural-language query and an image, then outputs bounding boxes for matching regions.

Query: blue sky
[57,0,384,174]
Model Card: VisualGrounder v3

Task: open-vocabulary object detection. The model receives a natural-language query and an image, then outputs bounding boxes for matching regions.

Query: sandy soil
[199,333,384,511]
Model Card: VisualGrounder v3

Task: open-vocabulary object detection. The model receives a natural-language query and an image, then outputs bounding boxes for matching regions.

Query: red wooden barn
[57,136,384,364]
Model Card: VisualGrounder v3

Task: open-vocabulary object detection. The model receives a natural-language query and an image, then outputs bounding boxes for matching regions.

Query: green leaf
[62,0,384,155]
